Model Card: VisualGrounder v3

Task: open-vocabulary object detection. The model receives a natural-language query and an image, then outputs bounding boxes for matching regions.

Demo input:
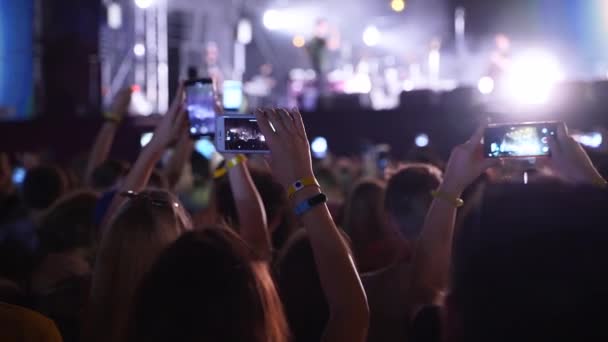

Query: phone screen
[223,117,269,152]
[12,167,26,185]
[186,79,216,137]
[484,123,557,158]
[222,80,243,111]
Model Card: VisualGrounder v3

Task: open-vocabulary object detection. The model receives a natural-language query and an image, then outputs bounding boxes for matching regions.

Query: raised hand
[440,125,501,196]
[149,83,187,149]
[108,88,133,120]
[547,123,605,185]
[254,108,314,189]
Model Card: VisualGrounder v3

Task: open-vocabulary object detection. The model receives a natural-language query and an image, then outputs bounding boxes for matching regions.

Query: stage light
[292,35,305,48]
[573,132,603,148]
[391,0,406,12]
[263,9,284,30]
[415,133,429,147]
[403,79,415,92]
[362,25,381,47]
[477,76,494,95]
[107,3,122,29]
[506,50,564,105]
[345,73,372,94]
[134,0,154,9]
[311,137,328,158]
[133,43,146,57]
[237,19,252,45]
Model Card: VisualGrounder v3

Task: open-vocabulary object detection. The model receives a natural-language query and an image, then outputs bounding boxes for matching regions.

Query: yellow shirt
[0,302,63,342]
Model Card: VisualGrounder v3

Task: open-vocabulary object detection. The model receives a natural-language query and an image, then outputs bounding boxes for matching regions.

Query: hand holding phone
[185,78,216,138]
[442,125,501,196]
[544,123,605,185]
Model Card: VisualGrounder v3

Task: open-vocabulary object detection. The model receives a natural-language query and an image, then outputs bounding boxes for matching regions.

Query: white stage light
[107,3,122,29]
[311,137,328,158]
[362,25,381,47]
[477,76,494,95]
[134,0,154,9]
[133,43,146,57]
[237,19,253,45]
[506,50,564,105]
[573,132,603,148]
[140,132,154,147]
[345,73,372,94]
[263,9,283,30]
[415,133,429,147]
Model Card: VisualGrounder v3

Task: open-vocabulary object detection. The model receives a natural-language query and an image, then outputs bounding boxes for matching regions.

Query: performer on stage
[488,33,512,86]
[306,19,330,93]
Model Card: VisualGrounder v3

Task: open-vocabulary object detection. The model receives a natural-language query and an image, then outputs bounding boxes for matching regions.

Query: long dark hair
[128,227,289,342]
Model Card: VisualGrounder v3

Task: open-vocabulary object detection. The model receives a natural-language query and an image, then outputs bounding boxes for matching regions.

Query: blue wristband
[294,193,327,216]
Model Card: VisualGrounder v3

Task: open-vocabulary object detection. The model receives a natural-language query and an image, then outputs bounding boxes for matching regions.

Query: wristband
[294,193,327,216]
[213,154,247,179]
[431,190,464,208]
[287,176,319,198]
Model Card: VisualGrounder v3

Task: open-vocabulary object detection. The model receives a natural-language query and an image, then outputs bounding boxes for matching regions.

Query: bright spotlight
[263,9,283,30]
[391,0,406,12]
[403,79,415,92]
[572,132,603,148]
[415,133,429,147]
[506,50,564,105]
[134,0,154,9]
[362,25,381,47]
[292,35,305,48]
[311,137,328,158]
[107,3,122,29]
[477,76,494,95]
[133,43,146,57]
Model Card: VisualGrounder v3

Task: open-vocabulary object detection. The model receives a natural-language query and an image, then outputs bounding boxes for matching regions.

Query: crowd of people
[1,82,607,342]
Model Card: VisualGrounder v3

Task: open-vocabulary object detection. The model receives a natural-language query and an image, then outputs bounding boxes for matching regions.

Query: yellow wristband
[213,155,247,179]
[226,154,247,169]
[431,190,464,208]
[287,176,320,198]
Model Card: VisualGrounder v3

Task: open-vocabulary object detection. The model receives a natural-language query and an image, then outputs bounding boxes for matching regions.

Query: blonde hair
[84,190,191,342]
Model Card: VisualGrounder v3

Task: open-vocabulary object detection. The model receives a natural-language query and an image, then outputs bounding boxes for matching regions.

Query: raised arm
[101,84,187,227]
[256,108,369,342]
[408,126,498,314]
[225,156,272,260]
[163,123,194,189]
[546,123,606,186]
[84,88,132,185]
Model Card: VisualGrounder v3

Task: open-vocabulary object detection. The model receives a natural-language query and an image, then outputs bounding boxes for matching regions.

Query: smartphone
[222,80,243,111]
[215,115,270,154]
[12,167,26,185]
[140,132,154,148]
[185,78,216,138]
[484,122,558,158]
[194,138,217,159]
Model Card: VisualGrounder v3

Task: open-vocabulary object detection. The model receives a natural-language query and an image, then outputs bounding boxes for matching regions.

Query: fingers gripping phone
[215,115,270,154]
[484,122,558,158]
[185,78,216,138]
